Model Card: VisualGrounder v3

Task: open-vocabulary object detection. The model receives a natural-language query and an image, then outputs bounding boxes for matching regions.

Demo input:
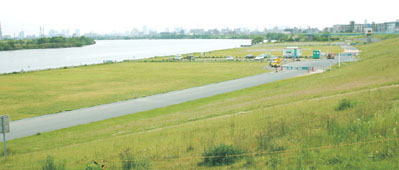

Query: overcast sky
[1,0,398,35]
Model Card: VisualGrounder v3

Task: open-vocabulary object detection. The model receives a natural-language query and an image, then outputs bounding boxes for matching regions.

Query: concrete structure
[332,20,399,33]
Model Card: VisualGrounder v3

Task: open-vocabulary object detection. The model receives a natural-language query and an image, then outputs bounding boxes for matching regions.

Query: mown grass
[187,44,343,58]
[1,37,399,169]
[0,62,268,120]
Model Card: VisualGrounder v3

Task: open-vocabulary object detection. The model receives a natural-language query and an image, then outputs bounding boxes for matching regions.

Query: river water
[0,39,250,74]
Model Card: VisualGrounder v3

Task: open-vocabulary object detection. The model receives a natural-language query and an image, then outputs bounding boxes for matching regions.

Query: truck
[327,53,335,59]
[270,58,281,67]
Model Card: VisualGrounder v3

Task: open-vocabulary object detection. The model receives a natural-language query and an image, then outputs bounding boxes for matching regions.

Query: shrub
[336,99,353,111]
[201,144,245,166]
[84,164,103,170]
[119,149,151,170]
[266,155,281,170]
[41,156,65,170]
[244,155,256,168]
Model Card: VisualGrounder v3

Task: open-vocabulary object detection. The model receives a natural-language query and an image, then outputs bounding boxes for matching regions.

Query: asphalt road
[1,46,358,141]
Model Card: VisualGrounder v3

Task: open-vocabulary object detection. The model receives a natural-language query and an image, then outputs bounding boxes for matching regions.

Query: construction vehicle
[270,58,281,67]
[327,53,335,59]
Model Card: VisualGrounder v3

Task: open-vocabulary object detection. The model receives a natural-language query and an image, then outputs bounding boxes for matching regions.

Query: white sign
[0,115,10,133]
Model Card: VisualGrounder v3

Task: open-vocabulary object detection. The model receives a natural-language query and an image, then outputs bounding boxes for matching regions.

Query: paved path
[1,47,357,141]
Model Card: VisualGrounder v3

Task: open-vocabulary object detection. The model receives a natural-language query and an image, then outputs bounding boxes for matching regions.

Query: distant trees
[0,36,95,51]
[91,33,337,42]
[251,36,264,45]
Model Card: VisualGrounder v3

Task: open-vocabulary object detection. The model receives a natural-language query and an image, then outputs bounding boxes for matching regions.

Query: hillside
[1,37,399,169]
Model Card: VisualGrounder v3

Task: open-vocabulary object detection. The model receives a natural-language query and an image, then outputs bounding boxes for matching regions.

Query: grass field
[0,36,398,169]
[187,44,343,58]
[0,62,268,120]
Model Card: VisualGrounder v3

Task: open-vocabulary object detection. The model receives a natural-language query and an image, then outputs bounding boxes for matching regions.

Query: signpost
[0,115,10,160]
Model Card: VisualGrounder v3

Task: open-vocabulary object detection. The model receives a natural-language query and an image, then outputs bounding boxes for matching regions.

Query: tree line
[0,36,96,51]
[251,33,341,45]
[90,33,340,43]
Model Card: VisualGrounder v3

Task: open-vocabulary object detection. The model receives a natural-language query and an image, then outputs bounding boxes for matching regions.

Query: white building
[283,47,302,58]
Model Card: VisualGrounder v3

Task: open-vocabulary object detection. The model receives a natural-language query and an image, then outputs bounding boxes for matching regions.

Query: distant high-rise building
[164,28,169,33]
[18,31,25,39]
[39,26,45,37]
[61,29,66,37]
[349,21,355,32]
[174,27,185,34]
[66,29,70,37]
[0,22,3,40]
[130,28,140,36]
[49,29,57,37]
[142,26,148,35]
[74,29,80,36]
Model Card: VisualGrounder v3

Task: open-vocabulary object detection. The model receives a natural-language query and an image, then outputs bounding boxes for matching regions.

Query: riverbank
[0,39,249,74]
[0,36,95,51]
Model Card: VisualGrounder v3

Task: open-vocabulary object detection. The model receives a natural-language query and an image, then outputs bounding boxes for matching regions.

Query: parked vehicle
[174,55,182,60]
[255,55,265,60]
[327,53,335,59]
[245,54,255,59]
[255,54,267,60]
[226,56,234,60]
[270,58,281,67]
[187,55,195,61]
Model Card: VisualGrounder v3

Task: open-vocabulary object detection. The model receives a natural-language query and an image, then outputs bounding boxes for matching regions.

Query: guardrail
[276,66,317,73]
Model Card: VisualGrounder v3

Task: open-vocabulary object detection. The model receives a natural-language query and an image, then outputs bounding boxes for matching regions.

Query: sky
[0,0,398,35]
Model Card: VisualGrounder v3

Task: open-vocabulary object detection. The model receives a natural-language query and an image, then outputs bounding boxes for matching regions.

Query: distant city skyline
[2,20,399,40]
[1,0,398,36]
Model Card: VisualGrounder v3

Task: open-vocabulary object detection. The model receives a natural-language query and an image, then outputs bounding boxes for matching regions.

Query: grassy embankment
[1,37,398,169]
[0,62,268,120]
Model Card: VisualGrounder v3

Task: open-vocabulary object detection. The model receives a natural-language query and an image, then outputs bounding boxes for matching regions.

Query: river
[0,39,250,74]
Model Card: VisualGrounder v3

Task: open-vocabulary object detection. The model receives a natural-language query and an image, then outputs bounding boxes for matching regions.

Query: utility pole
[1,115,10,160]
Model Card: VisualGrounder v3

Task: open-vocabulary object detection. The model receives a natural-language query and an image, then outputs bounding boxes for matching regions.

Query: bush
[41,156,65,170]
[84,164,103,170]
[119,149,151,170]
[244,155,256,168]
[336,99,353,111]
[201,144,245,166]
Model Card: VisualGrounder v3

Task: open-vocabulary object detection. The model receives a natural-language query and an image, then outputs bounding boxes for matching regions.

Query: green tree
[251,36,264,45]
